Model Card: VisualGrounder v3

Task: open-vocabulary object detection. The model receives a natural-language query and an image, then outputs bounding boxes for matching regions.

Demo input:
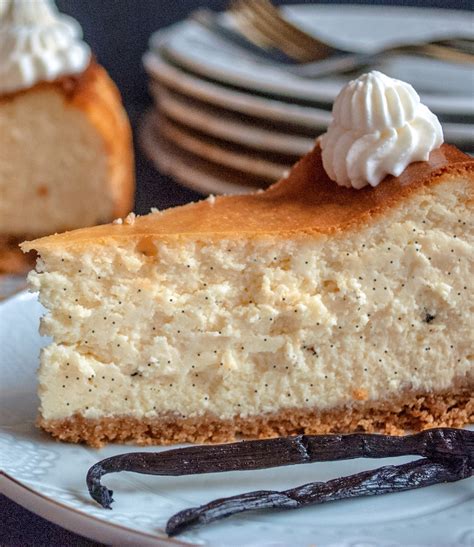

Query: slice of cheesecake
[22,142,473,446]
[0,62,134,273]
[0,61,134,235]
[0,0,134,273]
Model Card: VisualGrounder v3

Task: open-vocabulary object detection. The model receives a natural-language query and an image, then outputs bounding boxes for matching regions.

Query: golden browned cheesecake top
[22,144,473,253]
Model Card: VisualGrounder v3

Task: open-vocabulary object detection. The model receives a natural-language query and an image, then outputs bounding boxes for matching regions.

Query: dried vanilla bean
[166,457,473,536]
[86,428,473,509]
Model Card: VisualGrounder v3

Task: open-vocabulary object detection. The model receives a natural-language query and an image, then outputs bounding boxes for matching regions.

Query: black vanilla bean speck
[86,428,473,511]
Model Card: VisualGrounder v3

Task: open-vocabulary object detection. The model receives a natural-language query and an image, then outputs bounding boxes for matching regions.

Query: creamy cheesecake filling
[0,89,114,237]
[30,178,473,422]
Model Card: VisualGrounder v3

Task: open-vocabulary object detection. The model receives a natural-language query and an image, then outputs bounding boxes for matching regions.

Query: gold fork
[230,0,474,71]
[229,0,336,62]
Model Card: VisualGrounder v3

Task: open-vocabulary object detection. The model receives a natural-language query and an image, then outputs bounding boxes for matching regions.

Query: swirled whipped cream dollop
[0,0,91,94]
[320,71,443,190]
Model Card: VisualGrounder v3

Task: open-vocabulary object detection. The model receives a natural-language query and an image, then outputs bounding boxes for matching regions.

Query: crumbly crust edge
[38,389,473,447]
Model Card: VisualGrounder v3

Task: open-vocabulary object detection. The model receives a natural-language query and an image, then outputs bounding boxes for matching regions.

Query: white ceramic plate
[154,85,313,156]
[144,52,474,147]
[140,112,260,195]
[0,274,27,301]
[1,291,473,546]
[151,5,474,114]
[158,116,288,181]
[143,52,331,129]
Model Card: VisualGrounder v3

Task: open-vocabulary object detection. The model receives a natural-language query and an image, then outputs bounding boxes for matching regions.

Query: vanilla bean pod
[86,428,473,509]
[166,456,473,536]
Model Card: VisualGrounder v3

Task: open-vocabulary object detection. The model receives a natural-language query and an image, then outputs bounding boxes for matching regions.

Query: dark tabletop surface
[0,495,105,547]
[1,0,469,545]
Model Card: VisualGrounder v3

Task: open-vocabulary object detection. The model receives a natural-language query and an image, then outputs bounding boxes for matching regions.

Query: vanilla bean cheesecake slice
[0,0,134,273]
[22,72,473,447]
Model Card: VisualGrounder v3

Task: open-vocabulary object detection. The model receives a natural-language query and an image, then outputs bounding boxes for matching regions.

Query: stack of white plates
[141,4,474,195]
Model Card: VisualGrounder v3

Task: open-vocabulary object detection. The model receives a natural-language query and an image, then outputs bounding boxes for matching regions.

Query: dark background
[2,1,471,545]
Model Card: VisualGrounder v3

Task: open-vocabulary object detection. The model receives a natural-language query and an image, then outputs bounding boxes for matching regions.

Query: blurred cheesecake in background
[0,0,134,273]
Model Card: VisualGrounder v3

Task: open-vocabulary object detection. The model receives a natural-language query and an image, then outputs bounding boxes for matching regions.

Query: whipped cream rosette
[321,71,443,189]
[0,0,90,94]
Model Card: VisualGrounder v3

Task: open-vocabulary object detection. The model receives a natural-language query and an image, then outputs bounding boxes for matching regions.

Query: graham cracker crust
[38,389,473,448]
